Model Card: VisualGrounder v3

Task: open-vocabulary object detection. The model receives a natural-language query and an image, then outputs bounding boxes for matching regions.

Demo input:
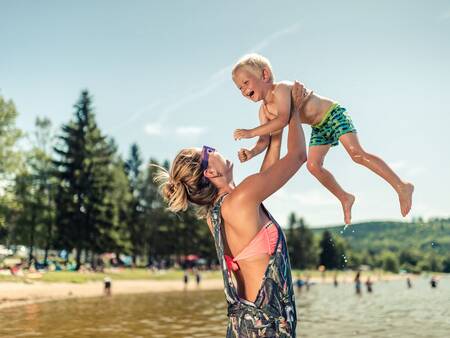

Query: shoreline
[0,273,411,311]
[0,279,224,310]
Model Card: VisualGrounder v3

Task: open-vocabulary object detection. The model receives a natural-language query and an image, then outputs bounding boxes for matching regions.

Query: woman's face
[198,147,233,184]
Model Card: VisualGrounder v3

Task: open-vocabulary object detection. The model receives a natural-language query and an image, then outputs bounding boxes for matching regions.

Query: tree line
[1,91,214,270]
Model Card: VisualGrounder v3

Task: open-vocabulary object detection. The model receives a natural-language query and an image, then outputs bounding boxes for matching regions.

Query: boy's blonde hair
[232,53,274,82]
[153,148,218,220]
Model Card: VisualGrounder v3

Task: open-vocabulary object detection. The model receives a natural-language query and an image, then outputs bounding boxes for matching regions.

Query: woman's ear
[203,168,216,179]
[204,168,221,179]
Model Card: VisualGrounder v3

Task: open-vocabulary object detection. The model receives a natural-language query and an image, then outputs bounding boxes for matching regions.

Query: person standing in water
[406,277,413,289]
[365,277,373,293]
[355,271,362,295]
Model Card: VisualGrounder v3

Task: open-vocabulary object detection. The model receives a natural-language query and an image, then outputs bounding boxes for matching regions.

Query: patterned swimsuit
[309,103,357,147]
[210,195,297,337]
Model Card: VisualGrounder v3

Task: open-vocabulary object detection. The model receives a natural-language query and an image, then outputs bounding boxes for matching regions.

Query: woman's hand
[291,81,312,113]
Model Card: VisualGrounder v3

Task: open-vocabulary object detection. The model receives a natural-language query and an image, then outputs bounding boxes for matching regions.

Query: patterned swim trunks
[310,103,356,147]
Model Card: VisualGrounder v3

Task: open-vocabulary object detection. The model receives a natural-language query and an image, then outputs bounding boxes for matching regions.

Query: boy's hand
[233,129,254,140]
[238,148,254,163]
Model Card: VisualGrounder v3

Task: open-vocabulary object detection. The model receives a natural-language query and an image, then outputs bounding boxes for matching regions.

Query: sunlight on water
[1,277,449,338]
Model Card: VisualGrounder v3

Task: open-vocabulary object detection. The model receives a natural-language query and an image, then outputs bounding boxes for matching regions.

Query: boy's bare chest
[262,103,279,120]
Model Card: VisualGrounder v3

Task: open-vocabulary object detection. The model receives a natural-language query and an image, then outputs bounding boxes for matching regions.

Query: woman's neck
[217,182,235,200]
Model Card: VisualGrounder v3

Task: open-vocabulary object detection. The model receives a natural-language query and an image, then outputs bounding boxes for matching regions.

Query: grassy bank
[0,269,223,283]
[0,268,415,284]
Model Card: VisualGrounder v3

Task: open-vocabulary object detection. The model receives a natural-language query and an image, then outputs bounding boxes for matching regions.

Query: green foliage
[287,214,317,269]
[0,95,23,241]
[319,230,346,270]
[11,118,57,265]
[0,95,22,176]
[124,143,145,263]
[380,251,399,273]
[313,219,450,272]
[53,90,120,268]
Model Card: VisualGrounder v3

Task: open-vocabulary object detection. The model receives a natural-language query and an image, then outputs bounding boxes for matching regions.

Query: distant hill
[312,219,450,255]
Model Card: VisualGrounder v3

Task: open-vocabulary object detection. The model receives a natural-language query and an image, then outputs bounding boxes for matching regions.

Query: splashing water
[340,224,351,234]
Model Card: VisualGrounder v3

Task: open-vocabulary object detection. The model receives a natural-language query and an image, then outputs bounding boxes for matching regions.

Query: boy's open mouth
[248,90,255,98]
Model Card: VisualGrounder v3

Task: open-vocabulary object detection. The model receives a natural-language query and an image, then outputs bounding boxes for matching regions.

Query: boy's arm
[251,106,271,155]
[251,135,270,155]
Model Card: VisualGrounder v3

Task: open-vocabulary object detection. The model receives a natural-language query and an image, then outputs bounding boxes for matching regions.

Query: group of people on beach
[156,53,414,337]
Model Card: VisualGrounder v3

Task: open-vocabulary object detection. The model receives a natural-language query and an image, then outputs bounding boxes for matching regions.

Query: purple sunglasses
[200,145,216,187]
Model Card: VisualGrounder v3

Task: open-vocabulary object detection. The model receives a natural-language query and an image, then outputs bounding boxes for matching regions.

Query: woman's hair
[232,53,274,82]
[153,148,218,219]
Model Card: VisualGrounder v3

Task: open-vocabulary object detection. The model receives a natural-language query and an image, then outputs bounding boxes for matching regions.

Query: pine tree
[296,218,317,269]
[287,212,298,267]
[54,90,117,269]
[319,230,340,270]
[124,143,145,265]
[141,158,170,265]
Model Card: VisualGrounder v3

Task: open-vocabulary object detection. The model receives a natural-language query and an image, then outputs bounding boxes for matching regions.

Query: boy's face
[233,67,267,102]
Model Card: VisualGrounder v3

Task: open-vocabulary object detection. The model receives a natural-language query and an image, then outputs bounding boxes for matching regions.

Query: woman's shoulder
[221,186,258,228]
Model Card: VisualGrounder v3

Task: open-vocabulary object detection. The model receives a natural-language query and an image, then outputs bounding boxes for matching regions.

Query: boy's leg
[307,145,355,224]
[339,132,414,216]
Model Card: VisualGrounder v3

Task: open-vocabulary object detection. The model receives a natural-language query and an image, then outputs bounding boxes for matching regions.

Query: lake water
[1,276,449,338]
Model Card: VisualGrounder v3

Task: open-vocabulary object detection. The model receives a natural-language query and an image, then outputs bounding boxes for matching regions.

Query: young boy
[232,53,414,225]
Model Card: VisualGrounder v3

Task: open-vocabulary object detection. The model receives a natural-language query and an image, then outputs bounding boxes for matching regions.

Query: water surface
[1,277,449,338]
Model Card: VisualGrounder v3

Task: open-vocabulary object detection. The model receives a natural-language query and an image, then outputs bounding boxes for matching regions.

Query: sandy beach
[0,279,224,310]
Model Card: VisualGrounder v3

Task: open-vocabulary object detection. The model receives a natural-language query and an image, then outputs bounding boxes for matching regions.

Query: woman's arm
[259,131,282,172]
[259,81,307,172]
[235,102,307,204]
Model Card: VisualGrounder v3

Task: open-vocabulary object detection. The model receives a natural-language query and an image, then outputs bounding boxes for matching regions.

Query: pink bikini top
[224,221,278,272]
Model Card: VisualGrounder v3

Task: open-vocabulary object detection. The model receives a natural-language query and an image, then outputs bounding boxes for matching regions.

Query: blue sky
[2,0,450,227]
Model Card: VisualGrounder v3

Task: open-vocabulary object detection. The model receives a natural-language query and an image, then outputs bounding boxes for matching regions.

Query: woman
[155,83,308,337]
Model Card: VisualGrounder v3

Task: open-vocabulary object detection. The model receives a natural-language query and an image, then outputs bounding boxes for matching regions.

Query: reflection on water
[1,277,449,338]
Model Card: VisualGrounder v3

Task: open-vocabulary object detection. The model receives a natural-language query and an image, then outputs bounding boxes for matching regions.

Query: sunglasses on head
[200,145,216,187]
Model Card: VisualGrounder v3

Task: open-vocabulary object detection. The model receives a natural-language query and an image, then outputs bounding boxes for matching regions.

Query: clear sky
[2,0,449,227]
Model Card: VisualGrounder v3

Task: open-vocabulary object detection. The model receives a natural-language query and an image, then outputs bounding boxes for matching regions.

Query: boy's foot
[341,194,355,225]
[398,183,414,217]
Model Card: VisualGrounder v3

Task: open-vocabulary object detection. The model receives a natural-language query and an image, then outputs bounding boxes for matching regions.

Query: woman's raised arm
[259,131,282,173]
[259,81,307,172]
[235,99,307,204]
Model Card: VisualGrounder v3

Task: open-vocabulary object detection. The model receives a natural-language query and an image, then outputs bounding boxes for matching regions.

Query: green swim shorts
[309,103,356,147]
